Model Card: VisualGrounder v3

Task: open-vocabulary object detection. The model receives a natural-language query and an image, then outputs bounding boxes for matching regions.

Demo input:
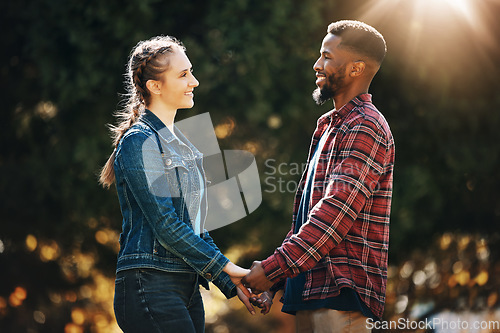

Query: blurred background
[1,0,500,332]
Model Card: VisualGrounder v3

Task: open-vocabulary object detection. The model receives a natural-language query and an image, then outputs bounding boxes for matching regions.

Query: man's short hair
[327,20,387,64]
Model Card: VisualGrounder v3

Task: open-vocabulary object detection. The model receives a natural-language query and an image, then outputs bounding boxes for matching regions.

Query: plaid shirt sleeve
[262,106,392,282]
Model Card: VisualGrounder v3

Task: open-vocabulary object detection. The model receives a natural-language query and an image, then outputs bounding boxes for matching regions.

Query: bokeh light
[39,241,61,262]
[25,234,37,252]
[8,287,27,308]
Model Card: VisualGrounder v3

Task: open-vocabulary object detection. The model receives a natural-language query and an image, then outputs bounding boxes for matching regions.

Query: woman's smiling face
[156,50,199,111]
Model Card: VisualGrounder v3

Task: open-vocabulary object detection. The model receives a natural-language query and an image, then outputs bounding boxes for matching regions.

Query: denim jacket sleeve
[201,230,237,299]
[116,130,229,282]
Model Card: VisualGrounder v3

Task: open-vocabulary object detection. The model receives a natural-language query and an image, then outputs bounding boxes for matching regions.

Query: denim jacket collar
[140,109,203,159]
[140,109,176,143]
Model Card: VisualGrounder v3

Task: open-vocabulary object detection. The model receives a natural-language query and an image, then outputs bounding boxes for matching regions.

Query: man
[243,20,395,332]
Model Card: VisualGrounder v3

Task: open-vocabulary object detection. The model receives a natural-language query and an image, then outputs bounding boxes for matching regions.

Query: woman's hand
[223,262,252,298]
[237,287,256,315]
[250,291,274,315]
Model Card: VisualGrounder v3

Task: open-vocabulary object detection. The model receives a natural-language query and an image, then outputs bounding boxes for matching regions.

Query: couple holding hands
[100,20,394,333]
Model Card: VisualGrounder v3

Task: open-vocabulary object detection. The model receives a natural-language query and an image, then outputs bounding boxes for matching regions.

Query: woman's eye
[181,69,193,78]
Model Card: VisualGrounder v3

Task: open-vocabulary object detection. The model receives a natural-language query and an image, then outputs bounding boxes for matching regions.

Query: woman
[99,36,254,332]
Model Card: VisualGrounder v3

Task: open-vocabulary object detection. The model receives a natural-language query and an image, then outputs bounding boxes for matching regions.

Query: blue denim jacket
[113,109,236,298]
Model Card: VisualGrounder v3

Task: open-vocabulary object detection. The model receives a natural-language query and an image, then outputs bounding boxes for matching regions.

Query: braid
[99,36,185,188]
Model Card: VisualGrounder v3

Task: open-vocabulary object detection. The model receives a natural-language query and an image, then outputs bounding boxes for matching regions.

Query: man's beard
[312,86,334,105]
[312,68,346,105]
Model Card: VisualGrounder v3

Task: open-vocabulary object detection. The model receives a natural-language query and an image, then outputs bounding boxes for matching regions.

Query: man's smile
[316,73,326,85]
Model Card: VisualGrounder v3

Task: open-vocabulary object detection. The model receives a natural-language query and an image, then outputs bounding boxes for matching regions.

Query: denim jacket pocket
[162,154,194,224]
[162,154,188,194]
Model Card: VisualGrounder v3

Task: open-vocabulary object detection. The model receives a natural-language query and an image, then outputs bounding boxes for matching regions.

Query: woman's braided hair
[99,36,185,188]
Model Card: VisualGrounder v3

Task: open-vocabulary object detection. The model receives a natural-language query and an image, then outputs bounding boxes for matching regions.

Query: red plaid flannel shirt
[261,94,395,319]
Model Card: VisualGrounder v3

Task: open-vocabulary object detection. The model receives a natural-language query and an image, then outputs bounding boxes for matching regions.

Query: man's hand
[249,291,274,315]
[241,261,274,294]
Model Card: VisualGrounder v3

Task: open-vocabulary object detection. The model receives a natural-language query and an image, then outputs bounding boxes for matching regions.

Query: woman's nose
[190,76,199,87]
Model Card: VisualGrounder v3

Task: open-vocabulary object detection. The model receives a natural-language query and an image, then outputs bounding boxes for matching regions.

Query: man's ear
[350,61,366,77]
[146,80,162,95]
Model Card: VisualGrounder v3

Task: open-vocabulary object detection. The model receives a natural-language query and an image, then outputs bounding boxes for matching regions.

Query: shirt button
[204,273,212,280]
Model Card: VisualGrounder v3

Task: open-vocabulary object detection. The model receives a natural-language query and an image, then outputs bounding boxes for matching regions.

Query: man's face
[312,34,350,105]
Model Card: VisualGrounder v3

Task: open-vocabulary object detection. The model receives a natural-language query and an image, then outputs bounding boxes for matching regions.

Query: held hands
[241,261,274,294]
[223,262,257,315]
[249,291,275,315]
[236,287,275,315]
[242,261,276,315]
[223,261,275,315]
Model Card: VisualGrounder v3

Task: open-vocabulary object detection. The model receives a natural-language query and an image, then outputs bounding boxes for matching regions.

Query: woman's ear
[146,80,162,95]
[350,61,366,77]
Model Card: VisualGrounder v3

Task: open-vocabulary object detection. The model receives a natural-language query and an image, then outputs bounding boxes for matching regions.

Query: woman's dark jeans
[114,269,204,333]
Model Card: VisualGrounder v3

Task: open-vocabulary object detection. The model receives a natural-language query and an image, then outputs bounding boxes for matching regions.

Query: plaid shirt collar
[318,94,372,127]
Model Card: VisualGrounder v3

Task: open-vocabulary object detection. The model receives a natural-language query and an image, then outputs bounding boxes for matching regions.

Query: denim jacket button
[165,159,172,166]
[204,273,212,280]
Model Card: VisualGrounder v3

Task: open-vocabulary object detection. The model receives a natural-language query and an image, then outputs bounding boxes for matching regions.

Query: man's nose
[313,57,323,72]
